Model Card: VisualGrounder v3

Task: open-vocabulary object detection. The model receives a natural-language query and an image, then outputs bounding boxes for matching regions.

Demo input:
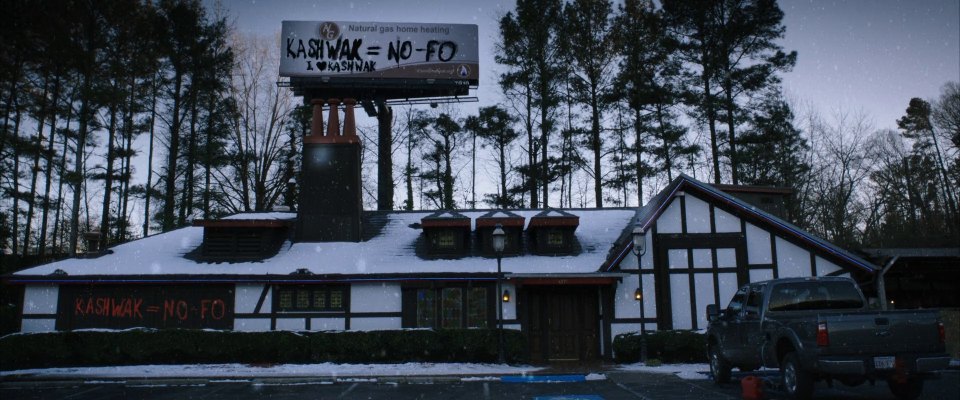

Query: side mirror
[706,304,720,322]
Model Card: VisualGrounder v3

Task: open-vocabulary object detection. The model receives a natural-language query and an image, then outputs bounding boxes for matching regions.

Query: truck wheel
[709,345,731,384]
[780,352,814,400]
[887,377,923,400]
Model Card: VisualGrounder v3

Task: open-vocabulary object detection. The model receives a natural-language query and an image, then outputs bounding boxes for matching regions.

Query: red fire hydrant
[741,375,764,400]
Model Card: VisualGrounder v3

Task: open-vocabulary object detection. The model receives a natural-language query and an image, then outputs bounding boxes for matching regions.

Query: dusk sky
[211,0,960,132]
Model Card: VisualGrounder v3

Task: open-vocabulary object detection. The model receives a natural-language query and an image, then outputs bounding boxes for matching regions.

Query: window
[275,286,346,312]
[546,230,564,246]
[726,287,747,317]
[436,231,456,249]
[744,285,765,317]
[768,281,864,311]
[442,288,463,329]
[411,286,490,329]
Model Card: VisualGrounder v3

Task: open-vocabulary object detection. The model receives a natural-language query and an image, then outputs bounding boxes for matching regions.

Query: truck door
[738,285,766,367]
[720,286,748,363]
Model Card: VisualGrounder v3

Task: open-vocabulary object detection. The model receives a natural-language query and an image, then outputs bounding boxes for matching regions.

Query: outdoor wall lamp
[634,288,643,301]
[502,289,511,303]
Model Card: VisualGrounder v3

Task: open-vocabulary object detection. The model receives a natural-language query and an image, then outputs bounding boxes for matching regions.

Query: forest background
[0,0,957,273]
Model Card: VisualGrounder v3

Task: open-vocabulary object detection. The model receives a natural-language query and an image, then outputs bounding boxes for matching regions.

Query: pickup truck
[705,277,949,400]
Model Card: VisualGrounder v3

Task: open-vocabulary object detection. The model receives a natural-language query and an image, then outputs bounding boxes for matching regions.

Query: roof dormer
[476,210,525,256]
[527,209,579,255]
[420,211,472,258]
[192,214,294,262]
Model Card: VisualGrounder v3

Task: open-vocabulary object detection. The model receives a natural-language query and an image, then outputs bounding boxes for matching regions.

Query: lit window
[436,231,456,248]
[417,289,436,328]
[275,286,346,312]
[547,230,564,246]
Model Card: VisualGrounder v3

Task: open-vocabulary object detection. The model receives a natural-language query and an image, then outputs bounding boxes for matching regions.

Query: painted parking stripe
[532,396,604,400]
[501,375,586,383]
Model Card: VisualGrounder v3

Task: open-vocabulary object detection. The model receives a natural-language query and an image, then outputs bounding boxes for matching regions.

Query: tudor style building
[6,102,879,363]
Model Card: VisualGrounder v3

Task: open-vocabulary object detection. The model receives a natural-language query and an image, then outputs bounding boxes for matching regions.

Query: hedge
[612,330,706,363]
[0,328,527,370]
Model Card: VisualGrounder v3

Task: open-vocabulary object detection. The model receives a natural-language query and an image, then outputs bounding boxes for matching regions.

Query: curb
[1,373,607,386]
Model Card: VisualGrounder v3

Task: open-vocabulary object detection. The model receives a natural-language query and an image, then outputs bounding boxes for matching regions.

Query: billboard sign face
[280,21,479,86]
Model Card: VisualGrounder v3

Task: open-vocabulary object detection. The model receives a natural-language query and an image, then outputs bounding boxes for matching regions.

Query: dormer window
[547,230,564,246]
[193,217,293,262]
[528,209,580,255]
[421,211,472,257]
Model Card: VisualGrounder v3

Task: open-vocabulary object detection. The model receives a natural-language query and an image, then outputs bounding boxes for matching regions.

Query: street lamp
[492,223,507,364]
[632,226,648,363]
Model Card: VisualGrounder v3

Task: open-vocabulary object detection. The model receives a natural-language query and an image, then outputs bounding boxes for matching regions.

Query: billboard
[280,21,479,87]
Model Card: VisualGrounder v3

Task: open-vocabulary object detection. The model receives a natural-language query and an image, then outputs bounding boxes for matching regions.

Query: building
[5,102,879,362]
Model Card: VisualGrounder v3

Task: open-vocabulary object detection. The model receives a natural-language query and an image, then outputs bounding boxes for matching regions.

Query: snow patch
[617,362,710,380]
[584,373,606,381]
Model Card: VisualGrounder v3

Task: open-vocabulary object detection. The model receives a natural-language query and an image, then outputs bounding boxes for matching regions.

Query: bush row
[612,330,707,363]
[0,328,527,370]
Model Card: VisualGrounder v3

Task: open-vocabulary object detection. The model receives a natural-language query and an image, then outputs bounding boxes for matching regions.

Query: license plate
[874,356,895,370]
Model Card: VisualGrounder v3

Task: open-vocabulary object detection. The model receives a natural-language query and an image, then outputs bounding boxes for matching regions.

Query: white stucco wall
[275,317,305,331]
[22,285,58,315]
[234,318,271,331]
[776,237,810,278]
[235,284,268,314]
[350,317,400,331]
[311,318,346,331]
[713,207,741,232]
[20,319,56,333]
[815,256,842,277]
[658,199,683,233]
[684,195,712,233]
[351,283,401,313]
[746,223,772,264]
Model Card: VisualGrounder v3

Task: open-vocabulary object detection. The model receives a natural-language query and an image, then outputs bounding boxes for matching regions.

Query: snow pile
[617,362,709,380]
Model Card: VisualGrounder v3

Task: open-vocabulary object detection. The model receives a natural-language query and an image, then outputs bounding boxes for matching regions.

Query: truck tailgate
[819,310,942,355]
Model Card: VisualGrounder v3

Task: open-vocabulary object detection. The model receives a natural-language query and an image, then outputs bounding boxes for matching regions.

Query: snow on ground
[617,362,710,380]
[0,363,543,379]
[16,209,635,276]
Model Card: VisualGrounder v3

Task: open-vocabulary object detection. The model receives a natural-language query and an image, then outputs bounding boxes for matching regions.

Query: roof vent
[50,269,68,276]
[291,268,314,275]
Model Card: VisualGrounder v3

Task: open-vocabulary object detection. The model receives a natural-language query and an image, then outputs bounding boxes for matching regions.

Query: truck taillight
[817,322,829,346]
[938,322,945,344]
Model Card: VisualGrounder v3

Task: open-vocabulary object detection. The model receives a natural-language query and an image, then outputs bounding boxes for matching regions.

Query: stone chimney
[297,98,362,242]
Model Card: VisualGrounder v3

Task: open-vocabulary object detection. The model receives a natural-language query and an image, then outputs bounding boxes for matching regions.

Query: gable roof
[626,174,877,274]
[9,209,636,283]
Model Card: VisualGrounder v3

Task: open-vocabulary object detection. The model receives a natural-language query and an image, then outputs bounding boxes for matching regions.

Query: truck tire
[780,352,814,400]
[709,345,731,384]
[887,377,923,400]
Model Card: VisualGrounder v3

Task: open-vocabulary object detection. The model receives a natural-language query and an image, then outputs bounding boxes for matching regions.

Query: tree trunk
[179,91,199,225]
[39,75,62,256]
[24,79,50,255]
[404,110,414,211]
[99,86,119,251]
[525,84,538,208]
[634,108,644,207]
[11,100,23,255]
[591,90,603,208]
[703,66,721,184]
[162,71,183,231]
[724,78,739,185]
[69,74,93,256]
[51,97,74,254]
[144,73,158,236]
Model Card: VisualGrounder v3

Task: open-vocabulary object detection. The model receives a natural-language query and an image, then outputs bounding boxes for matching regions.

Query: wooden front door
[523,286,600,362]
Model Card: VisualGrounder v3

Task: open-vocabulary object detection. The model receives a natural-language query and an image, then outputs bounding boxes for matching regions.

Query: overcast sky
[211,0,959,131]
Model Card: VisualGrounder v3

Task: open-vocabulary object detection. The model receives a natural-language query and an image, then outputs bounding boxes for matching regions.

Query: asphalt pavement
[1,369,957,399]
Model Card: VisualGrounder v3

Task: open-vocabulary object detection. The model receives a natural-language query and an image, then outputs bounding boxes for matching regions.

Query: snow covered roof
[630,174,878,273]
[11,209,637,280]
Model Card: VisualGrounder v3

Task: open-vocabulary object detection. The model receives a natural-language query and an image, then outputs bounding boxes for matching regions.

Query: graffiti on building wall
[56,285,235,330]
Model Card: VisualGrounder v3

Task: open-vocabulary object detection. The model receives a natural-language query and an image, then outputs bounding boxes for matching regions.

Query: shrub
[613,330,706,364]
[0,328,527,370]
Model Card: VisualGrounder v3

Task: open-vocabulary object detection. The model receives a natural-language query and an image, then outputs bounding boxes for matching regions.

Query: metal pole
[878,256,899,311]
[497,255,505,364]
[638,251,648,363]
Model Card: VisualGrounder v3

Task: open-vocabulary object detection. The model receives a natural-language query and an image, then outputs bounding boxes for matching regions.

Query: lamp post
[632,226,648,363]
[492,223,507,364]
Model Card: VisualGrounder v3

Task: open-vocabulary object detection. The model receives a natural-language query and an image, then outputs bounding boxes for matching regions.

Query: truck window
[744,285,765,317]
[726,287,747,316]
[768,281,864,311]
